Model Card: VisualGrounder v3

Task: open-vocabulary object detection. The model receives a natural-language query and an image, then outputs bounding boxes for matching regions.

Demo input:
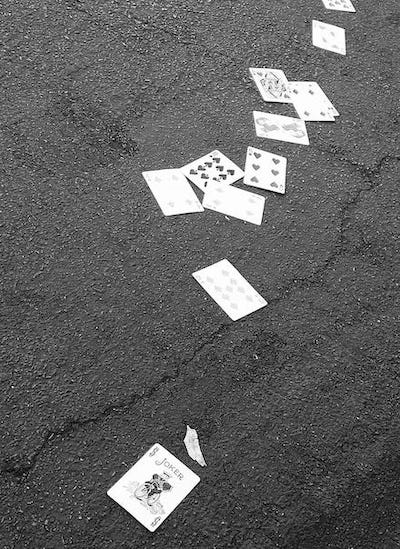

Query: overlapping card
[193,259,267,321]
[321,0,355,12]
[312,20,346,55]
[253,111,309,145]
[202,181,265,225]
[249,68,292,103]
[108,444,200,532]
[289,81,338,121]
[181,150,244,192]
[142,169,203,216]
[244,147,287,194]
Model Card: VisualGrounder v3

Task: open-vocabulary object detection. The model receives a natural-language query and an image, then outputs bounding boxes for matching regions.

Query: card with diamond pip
[107,443,200,532]
[192,259,267,321]
[289,81,339,119]
[321,0,355,12]
[202,181,265,225]
[142,169,203,216]
[312,20,346,55]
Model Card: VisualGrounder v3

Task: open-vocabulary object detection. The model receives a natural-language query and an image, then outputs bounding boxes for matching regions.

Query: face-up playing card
[312,20,346,55]
[288,81,336,121]
[305,82,340,117]
[244,146,287,194]
[142,169,204,216]
[249,68,292,103]
[181,150,244,192]
[202,181,265,225]
[107,443,200,532]
[192,259,267,321]
[321,0,355,12]
[253,111,310,145]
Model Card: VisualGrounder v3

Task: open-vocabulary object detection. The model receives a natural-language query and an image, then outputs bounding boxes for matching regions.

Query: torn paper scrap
[184,425,207,467]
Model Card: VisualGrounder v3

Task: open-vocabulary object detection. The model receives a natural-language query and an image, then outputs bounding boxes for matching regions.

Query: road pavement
[1,0,399,547]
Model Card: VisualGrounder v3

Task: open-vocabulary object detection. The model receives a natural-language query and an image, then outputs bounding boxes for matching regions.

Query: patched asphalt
[1,1,400,547]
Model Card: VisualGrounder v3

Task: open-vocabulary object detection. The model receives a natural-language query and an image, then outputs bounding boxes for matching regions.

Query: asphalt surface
[1,0,399,547]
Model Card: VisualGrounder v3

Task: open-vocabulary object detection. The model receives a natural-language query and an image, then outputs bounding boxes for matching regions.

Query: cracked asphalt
[1,0,399,547]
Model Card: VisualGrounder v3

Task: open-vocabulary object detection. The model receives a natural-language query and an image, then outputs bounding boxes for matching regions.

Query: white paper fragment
[184,425,207,467]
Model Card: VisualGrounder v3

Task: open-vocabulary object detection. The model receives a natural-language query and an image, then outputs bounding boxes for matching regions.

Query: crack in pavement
[267,153,400,305]
[0,322,232,479]
[2,154,397,481]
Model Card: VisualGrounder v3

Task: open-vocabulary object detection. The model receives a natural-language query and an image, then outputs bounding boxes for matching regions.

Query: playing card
[107,443,200,532]
[288,81,336,121]
[304,82,340,117]
[181,150,244,192]
[192,259,267,321]
[142,169,203,216]
[202,181,265,225]
[249,68,292,103]
[244,146,287,194]
[312,20,346,55]
[321,0,355,12]
[253,111,310,145]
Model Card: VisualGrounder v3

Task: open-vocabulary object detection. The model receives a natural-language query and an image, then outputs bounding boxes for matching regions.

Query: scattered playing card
[181,150,244,192]
[316,85,339,117]
[142,169,204,216]
[249,68,292,103]
[288,81,336,121]
[253,111,310,145]
[312,20,346,55]
[321,0,355,12]
[184,426,207,467]
[107,443,200,532]
[192,259,267,321]
[202,181,265,225]
[244,146,287,194]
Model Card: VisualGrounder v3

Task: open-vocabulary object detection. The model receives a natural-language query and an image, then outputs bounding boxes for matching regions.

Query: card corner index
[147,442,161,454]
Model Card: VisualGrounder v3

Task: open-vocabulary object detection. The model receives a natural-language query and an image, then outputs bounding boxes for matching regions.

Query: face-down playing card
[244,146,287,194]
[181,150,244,192]
[321,0,355,12]
[312,20,346,55]
[202,181,265,225]
[142,169,204,216]
[107,443,200,532]
[253,111,309,145]
[249,68,292,103]
[192,259,267,321]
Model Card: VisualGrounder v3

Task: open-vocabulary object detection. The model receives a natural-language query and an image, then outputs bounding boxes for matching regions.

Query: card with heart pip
[321,0,355,12]
[253,111,309,145]
[192,259,267,321]
[142,169,204,216]
[202,181,265,225]
[312,20,346,55]
[244,147,287,194]
[288,81,336,121]
[107,443,200,532]
[181,150,244,192]
[249,68,292,103]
